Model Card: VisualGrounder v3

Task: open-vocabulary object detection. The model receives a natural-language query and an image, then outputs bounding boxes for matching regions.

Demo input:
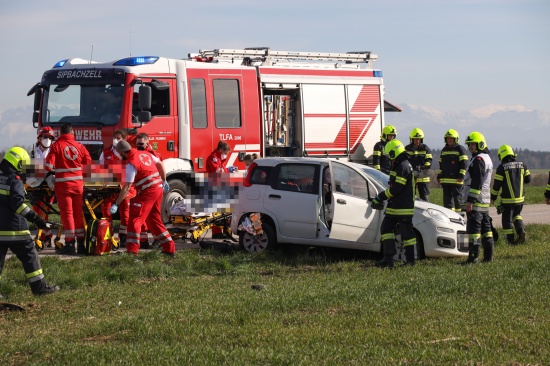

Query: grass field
[1,223,549,365]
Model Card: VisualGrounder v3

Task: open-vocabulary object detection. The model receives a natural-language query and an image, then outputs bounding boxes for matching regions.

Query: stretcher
[166,212,233,244]
[25,184,121,252]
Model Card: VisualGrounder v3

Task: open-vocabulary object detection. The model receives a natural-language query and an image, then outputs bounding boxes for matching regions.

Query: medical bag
[85,218,115,255]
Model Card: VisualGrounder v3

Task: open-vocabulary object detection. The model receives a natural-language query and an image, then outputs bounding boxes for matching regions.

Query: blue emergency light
[113,56,159,66]
[53,59,69,68]
[373,70,383,77]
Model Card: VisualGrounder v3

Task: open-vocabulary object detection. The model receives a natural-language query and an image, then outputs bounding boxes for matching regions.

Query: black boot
[506,234,516,245]
[77,238,86,255]
[482,241,494,262]
[377,240,396,268]
[463,245,479,264]
[58,239,76,255]
[30,279,60,296]
[515,232,526,245]
[404,245,416,266]
[140,239,150,250]
[118,234,127,248]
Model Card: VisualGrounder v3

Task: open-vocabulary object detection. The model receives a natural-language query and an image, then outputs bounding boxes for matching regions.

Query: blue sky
[0,0,548,115]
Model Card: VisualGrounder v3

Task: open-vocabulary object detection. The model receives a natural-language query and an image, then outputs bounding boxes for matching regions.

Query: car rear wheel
[239,222,276,253]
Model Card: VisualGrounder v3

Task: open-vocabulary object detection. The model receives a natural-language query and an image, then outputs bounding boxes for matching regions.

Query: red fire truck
[28,47,397,220]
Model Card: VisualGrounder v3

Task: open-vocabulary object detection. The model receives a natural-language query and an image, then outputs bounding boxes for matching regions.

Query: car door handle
[337,198,346,204]
[269,194,281,199]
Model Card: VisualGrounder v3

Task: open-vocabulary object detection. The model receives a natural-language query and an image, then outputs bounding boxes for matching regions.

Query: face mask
[221,154,228,160]
[41,138,52,148]
[137,143,146,151]
[113,138,120,147]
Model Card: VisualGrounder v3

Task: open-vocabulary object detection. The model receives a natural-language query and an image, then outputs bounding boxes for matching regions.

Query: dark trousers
[442,184,463,212]
[0,239,42,280]
[466,210,494,261]
[501,204,525,243]
[380,215,416,257]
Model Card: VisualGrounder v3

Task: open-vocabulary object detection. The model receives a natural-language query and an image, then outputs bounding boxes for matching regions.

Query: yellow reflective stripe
[0,230,31,236]
[0,189,9,195]
[385,208,414,215]
[502,228,514,235]
[403,238,417,246]
[425,154,432,159]
[373,151,381,156]
[384,188,393,198]
[459,155,469,161]
[395,176,407,185]
[441,151,459,156]
[482,231,493,238]
[440,178,463,184]
[474,203,489,207]
[502,197,524,204]
[470,188,481,195]
[504,170,516,200]
[490,188,500,195]
[381,233,395,241]
[373,165,381,170]
[459,169,466,175]
[26,268,43,279]
[493,174,503,181]
[513,215,522,221]
[16,204,29,214]
[469,233,481,239]
[416,177,430,183]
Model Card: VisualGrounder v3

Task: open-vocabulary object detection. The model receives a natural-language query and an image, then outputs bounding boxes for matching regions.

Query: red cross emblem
[139,153,152,166]
[63,146,79,160]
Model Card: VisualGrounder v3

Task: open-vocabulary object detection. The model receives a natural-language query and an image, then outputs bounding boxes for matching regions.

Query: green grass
[1,224,550,365]
[428,185,546,207]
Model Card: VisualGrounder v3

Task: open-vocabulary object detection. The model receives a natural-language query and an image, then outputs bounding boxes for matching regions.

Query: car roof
[253,157,377,171]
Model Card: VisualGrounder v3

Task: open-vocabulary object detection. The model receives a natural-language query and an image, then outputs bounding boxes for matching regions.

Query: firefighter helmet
[465,131,487,151]
[444,129,459,144]
[2,146,30,172]
[38,126,55,139]
[498,144,516,161]
[384,139,405,160]
[381,125,397,141]
[409,128,424,143]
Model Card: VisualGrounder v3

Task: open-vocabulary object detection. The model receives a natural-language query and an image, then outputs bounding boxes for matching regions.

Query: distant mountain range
[1,104,549,152]
[386,104,550,152]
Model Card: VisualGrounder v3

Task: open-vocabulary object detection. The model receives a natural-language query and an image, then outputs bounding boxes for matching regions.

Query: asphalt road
[488,204,549,228]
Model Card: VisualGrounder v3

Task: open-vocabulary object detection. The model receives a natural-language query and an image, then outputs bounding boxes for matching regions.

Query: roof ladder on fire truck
[196,48,378,67]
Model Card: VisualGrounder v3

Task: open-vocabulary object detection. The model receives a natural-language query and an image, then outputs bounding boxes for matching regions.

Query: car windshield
[352,163,390,189]
[43,83,124,126]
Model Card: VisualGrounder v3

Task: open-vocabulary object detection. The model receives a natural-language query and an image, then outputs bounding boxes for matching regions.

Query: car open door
[328,161,382,247]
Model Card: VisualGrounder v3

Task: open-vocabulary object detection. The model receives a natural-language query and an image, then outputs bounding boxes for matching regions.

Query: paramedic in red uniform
[45,123,91,255]
[110,141,175,256]
[206,141,238,239]
[100,129,134,248]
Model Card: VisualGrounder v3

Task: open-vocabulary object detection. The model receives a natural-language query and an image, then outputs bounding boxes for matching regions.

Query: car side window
[250,166,271,185]
[275,164,317,194]
[331,163,369,199]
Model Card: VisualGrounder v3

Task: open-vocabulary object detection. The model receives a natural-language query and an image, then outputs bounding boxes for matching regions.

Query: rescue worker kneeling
[0,147,59,296]
[109,141,175,256]
[370,140,416,268]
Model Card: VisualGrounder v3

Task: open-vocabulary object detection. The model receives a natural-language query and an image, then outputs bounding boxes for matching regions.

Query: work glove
[370,196,385,210]
[163,181,170,193]
[110,204,118,215]
[496,203,504,215]
[228,166,238,173]
[34,217,48,229]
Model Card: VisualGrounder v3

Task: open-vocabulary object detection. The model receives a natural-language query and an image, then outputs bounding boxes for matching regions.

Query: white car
[231,157,468,259]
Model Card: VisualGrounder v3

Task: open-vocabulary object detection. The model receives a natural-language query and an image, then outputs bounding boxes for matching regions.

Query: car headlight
[427,208,450,223]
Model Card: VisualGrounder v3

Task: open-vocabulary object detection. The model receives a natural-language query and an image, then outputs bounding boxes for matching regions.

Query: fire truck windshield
[42,83,124,126]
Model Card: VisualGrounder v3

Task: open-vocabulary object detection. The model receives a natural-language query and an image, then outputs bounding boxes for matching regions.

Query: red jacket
[45,133,91,187]
[206,149,227,173]
[126,149,163,193]
[103,146,137,199]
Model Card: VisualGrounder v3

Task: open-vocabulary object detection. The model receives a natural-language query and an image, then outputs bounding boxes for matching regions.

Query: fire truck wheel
[162,179,187,224]
[239,223,276,253]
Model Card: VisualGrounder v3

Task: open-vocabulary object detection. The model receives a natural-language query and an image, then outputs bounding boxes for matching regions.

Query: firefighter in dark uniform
[490,145,531,244]
[371,139,416,268]
[545,171,550,205]
[437,129,469,213]
[0,147,59,296]
[463,132,494,264]
[405,128,432,202]
[372,125,397,174]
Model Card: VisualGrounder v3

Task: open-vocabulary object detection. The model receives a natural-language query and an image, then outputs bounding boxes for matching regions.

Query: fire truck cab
[28,47,390,221]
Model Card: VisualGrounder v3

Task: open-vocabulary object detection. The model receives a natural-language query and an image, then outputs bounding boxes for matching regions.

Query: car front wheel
[239,222,276,253]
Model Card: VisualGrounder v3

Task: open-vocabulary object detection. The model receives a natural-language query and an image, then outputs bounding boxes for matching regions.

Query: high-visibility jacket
[373,140,391,174]
[0,163,33,241]
[378,153,415,216]
[437,143,469,184]
[45,133,91,187]
[126,149,163,193]
[490,157,531,204]
[405,142,433,183]
[206,149,228,173]
[464,150,493,212]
